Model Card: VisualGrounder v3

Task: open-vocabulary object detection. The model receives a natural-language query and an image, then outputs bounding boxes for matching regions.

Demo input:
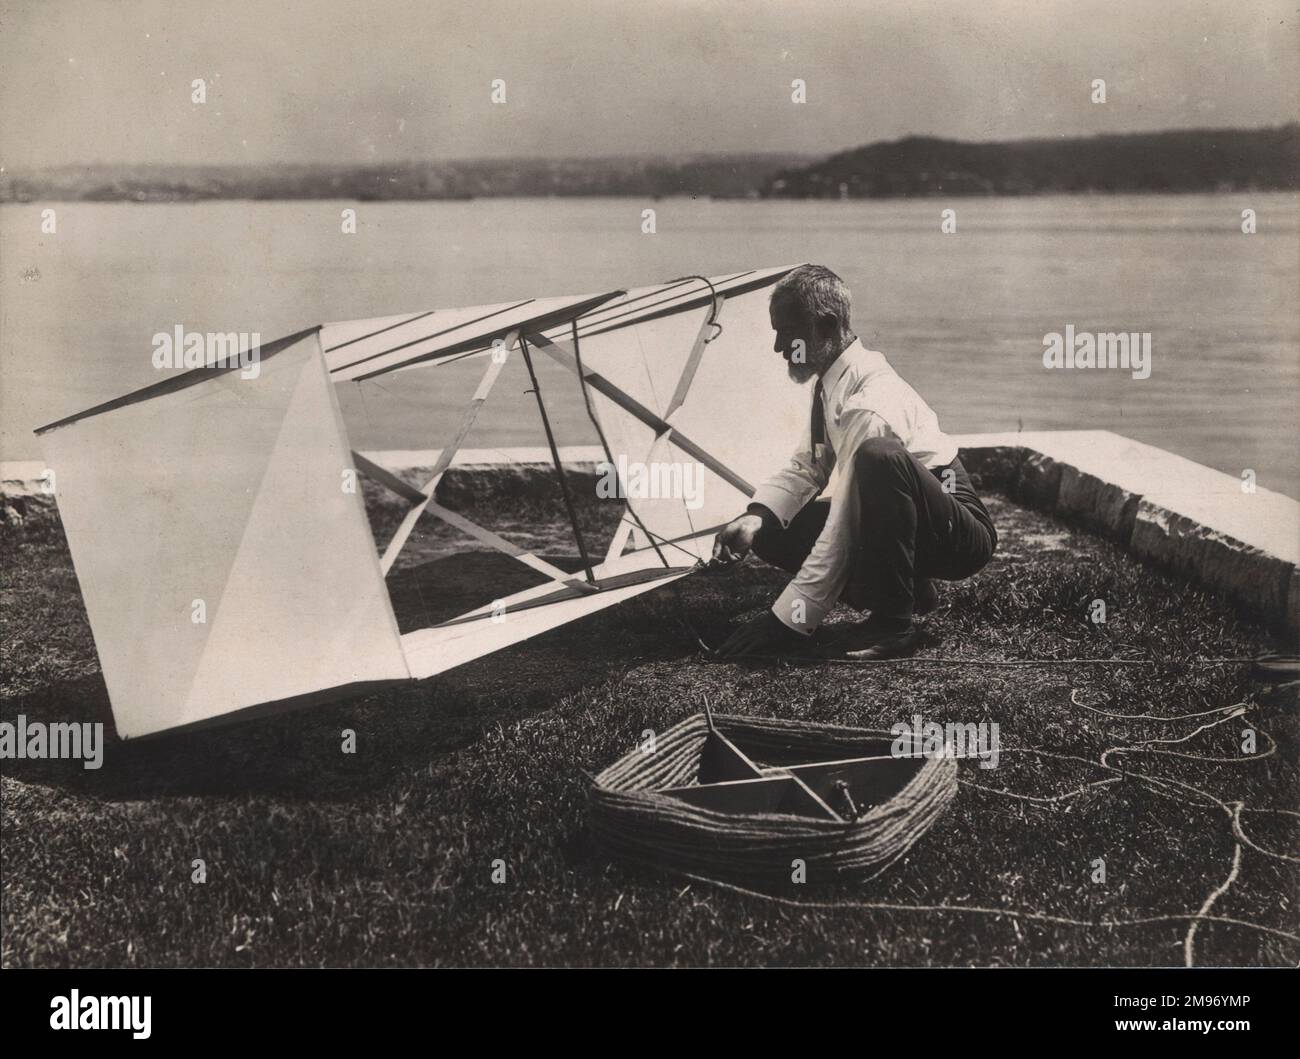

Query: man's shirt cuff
[771,583,830,634]
[750,484,805,529]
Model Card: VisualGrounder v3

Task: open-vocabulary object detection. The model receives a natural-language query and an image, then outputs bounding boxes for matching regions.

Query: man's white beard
[787,337,839,383]
[787,361,816,383]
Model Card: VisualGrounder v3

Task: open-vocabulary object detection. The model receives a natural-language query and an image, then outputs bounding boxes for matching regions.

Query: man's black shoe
[843,618,921,659]
[822,617,922,659]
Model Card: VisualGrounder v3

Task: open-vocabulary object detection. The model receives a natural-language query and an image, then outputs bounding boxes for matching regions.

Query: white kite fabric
[38,265,806,737]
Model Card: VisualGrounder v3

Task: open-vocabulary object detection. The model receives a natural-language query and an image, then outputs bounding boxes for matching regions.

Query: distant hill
[4,127,1294,203]
[762,125,1299,198]
[0,154,813,203]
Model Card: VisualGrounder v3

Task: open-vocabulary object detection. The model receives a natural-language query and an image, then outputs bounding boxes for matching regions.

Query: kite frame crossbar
[356,328,596,592]
[353,292,757,622]
[352,322,603,596]
[369,328,520,576]
[523,331,754,496]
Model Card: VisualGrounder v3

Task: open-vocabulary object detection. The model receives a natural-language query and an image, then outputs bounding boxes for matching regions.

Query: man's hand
[716,610,809,658]
[712,511,766,565]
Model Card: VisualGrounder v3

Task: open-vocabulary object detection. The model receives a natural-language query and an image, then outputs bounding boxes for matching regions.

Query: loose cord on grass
[606,520,1298,963]
[698,646,1299,668]
[625,698,1299,966]
[672,872,1300,948]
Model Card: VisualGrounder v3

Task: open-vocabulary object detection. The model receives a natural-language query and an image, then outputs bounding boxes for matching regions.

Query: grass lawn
[2,479,1297,967]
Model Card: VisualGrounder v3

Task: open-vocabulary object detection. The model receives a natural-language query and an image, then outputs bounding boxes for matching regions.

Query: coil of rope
[590,711,958,887]
[590,694,1299,966]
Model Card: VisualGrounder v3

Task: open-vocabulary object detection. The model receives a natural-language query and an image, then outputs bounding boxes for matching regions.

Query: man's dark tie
[811,379,827,455]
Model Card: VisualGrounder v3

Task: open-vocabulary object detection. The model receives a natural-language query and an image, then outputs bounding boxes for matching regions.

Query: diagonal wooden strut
[355,449,595,590]
[351,450,426,504]
[355,326,597,594]
[525,332,754,496]
[354,308,746,602]
[663,294,725,421]
[425,500,595,591]
[430,563,691,630]
[598,296,724,560]
[604,518,635,563]
[376,329,519,575]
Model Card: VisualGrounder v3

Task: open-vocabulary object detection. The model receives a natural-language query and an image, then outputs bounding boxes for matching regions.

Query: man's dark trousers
[753,436,998,620]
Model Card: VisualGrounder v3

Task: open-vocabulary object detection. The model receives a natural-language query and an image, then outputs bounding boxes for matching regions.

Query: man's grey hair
[771,264,853,334]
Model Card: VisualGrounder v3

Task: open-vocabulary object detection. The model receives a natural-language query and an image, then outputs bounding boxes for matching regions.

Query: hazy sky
[2,0,1296,167]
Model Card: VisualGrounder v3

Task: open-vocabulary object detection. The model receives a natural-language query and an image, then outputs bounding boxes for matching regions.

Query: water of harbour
[2,193,1295,497]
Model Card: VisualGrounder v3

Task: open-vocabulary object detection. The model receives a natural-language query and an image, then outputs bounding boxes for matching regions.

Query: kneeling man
[715,265,997,659]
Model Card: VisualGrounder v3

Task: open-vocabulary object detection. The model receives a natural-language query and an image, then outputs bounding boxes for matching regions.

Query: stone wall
[958,431,1298,639]
[5,432,1296,638]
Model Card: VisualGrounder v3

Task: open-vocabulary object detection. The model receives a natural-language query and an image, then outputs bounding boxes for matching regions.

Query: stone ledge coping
[4,431,1296,636]
[953,431,1296,637]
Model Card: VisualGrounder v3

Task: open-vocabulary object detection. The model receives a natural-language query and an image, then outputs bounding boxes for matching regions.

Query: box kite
[37,266,807,737]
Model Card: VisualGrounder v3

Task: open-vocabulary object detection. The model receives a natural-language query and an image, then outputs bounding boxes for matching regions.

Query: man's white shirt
[750,340,959,634]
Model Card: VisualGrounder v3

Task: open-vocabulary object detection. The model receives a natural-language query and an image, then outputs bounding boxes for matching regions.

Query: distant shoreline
[2,189,1294,206]
[4,126,1294,203]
